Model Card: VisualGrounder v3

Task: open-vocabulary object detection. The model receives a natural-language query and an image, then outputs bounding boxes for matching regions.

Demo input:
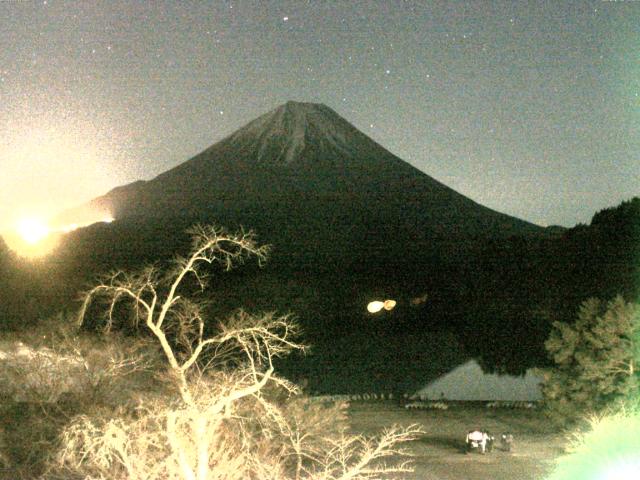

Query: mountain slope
[55,101,542,257]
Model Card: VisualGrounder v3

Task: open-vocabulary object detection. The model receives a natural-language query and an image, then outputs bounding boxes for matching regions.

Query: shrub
[540,296,640,425]
[0,314,160,478]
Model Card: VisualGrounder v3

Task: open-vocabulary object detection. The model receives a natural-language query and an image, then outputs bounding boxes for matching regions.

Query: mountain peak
[276,101,337,120]
[281,100,328,111]
[223,101,361,166]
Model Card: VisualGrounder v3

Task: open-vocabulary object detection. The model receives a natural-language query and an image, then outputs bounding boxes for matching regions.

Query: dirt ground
[347,402,567,480]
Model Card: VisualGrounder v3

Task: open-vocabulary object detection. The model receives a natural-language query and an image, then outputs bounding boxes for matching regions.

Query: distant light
[410,293,428,306]
[283,16,289,21]
[16,218,49,244]
[59,215,113,233]
[383,299,396,311]
[367,301,385,313]
[367,299,397,313]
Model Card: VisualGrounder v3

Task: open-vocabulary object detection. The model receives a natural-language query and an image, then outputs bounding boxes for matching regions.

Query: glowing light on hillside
[61,223,79,233]
[5,217,59,258]
[16,218,49,244]
[59,216,113,233]
[367,299,397,313]
[4,212,116,258]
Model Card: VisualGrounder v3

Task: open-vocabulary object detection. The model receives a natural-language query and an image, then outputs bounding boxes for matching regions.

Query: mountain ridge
[55,101,543,246]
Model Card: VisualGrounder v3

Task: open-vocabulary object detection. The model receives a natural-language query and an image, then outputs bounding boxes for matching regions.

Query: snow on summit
[226,101,361,165]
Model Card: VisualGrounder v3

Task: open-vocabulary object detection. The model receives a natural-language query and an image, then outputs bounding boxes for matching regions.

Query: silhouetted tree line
[462,197,640,374]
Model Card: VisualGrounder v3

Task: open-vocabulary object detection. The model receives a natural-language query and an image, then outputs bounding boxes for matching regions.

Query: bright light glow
[4,217,60,258]
[367,299,397,313]
[4,212,115,258]
[546,406,640,480]
[16,218,49,244]
[1,112,126,239]
[367,301,385,313]
[601,459,640,479]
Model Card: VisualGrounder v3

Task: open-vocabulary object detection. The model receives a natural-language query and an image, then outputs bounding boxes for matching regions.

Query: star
[0,0,632,231]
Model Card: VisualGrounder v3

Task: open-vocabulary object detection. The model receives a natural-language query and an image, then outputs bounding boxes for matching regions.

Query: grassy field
[348,401,566,480]
[0,398,568,479]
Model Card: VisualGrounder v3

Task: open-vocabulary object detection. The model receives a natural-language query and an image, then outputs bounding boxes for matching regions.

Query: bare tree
[52,224,421,480]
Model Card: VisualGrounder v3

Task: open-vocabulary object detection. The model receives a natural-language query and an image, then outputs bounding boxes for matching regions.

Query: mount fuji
[55,101,544,269]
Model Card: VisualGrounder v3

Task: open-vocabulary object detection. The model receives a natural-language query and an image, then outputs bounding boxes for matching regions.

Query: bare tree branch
[55,224,421,480]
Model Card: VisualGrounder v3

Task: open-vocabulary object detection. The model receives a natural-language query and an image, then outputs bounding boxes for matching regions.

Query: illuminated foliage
[540,296,640,425]
[547,403,640,480]
[51,224,421,480]
[0,313,160,477]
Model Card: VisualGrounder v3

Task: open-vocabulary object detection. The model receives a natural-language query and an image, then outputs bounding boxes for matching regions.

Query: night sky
[1,0,638,232]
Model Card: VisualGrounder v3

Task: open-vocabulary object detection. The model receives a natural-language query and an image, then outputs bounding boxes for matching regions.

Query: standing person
[501,433,514,452]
